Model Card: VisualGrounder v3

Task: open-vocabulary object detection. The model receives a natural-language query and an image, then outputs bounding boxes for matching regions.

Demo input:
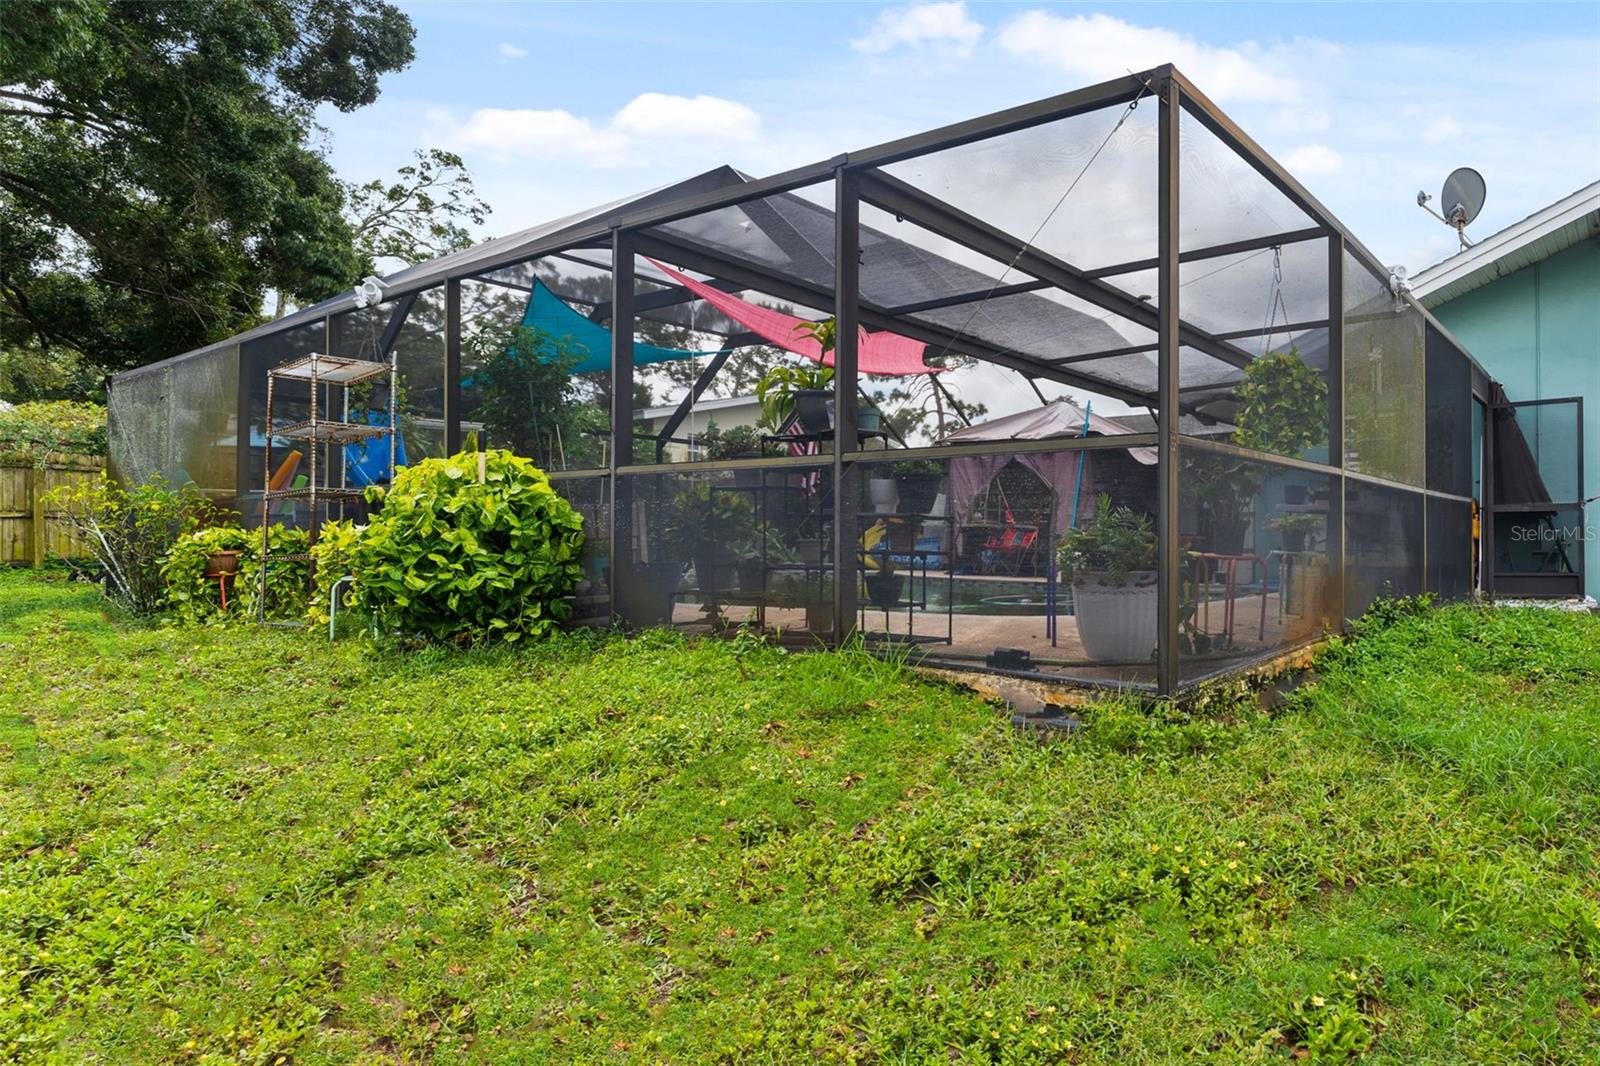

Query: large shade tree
[0,0,417,382]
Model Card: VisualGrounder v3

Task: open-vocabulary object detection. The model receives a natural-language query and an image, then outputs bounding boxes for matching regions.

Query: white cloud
[852,2,983,57]
[995,11,1300,102]
[439,92,760,167]
[496,43,528,61]
[446,107,632,166]
[612,93,760,141]
[1274,106,1330,133]
[1281,143,1342,176]
[1422,116,1461,144]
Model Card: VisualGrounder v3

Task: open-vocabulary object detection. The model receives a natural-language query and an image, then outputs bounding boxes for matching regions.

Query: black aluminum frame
[1485,395,1586,597]
[119,63,1528,698]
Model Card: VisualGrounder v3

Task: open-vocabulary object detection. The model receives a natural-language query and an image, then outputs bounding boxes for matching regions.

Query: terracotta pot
[206,550,243,577]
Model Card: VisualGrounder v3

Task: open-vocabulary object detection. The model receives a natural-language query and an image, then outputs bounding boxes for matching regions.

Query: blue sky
[319,1,1600,273]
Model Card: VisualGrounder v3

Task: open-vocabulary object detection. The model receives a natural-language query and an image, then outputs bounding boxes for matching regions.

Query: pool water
[911,576,1074,616]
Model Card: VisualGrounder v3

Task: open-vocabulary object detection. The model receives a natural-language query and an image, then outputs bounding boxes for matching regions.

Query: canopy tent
[647,259,937,377]
[941,399,1156,534]
[517,278,713,374]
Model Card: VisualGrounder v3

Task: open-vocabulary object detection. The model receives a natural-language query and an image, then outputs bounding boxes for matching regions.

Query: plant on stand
[660,481,756,601]
[890,458,943,516]
[756,362,835,433]
[1269,512,1321,553]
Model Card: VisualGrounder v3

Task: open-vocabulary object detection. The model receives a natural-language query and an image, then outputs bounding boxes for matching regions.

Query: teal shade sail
[519,279,713,373]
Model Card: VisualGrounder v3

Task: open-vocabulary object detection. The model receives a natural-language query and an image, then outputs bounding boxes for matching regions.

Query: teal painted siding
[1431,237,1600,600]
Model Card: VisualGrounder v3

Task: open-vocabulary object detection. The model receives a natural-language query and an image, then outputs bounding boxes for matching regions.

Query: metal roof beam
[1048,318,1330,364]
[857,170,1257,370]
[631,229,1166,410]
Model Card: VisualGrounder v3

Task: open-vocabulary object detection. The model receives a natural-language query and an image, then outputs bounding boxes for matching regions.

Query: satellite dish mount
[1416,167,1486,250]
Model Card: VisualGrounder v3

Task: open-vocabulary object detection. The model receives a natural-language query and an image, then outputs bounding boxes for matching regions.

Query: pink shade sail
[646,258,937,377]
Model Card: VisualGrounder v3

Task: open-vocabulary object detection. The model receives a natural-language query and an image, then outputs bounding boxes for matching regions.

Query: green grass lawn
[2,570,1598,1064]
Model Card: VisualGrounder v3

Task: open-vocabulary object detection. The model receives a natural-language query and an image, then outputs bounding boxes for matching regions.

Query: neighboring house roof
[1410,180,1600,307]
[639,393,760,422]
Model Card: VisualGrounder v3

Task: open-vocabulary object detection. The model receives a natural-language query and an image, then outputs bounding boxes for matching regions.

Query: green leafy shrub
[699,422,764,460]
[233,526,312,622]
[161,525,256,624]
[308,519,364,631]
[161,524,320,624]
[1056,493,1157,585]
[355,447,584,643]
[0,400,106,462]
[50,473,215,614]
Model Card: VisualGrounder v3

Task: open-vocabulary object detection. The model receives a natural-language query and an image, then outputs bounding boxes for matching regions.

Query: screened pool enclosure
[110,66,1505,696]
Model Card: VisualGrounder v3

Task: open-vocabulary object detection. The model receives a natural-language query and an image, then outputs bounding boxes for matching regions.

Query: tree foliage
[0,0,416,379]
[347,148,489,273]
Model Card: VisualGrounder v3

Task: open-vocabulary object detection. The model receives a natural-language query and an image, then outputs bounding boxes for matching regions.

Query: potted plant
[660,482,754,594]
[701,422,764,462]
[768,570,833,633]
[1269,512,1321,553]
[756,362,834,432]
[783,318,881,432]
[861,519,911,611]
[734,527,797,596]
[891,459,943,516]
[1058,494,1159,663]
[205,548,244,577]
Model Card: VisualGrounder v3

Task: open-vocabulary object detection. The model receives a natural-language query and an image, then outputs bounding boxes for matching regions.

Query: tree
[868,354,989,444]
[0,0,416,383]
[346,148,490,274]
[265,148,491,318]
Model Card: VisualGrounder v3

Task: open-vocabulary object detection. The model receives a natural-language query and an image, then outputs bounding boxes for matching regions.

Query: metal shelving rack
[258,351,395,620]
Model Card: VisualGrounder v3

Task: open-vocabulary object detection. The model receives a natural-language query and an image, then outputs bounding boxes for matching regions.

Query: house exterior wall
[1428,237,1600,600]
[639,397,764,462]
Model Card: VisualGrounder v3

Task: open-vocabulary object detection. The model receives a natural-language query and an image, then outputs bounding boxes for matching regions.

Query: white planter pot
[1072,571,1158,663]
[868,477,899,515]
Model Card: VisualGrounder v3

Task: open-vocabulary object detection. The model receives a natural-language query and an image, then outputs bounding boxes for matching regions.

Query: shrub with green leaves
[355,448,584,642]
[50,473,215,614]
[161,524,313,623]
[0,400,106,463]
[308,519,363,631]
[1056,493,1157,585]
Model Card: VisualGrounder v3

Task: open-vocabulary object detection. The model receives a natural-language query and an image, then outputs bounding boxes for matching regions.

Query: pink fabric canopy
[646,258,936,377]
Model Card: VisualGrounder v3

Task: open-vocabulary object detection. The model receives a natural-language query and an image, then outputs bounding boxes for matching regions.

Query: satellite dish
[1440,167,1486,227]
[1415,167,1486,249]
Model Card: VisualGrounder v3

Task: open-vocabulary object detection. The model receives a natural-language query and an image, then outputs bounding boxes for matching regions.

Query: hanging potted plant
[1189,349,1328,555]
[1058,494,1159,663]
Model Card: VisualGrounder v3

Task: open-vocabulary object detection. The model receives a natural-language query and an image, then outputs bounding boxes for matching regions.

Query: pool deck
[667,581,1330,691]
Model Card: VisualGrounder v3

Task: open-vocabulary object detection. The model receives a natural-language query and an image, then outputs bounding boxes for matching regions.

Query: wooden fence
[0,456,104,566]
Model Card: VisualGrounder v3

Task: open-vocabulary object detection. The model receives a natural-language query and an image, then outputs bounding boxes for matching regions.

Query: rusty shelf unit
[258,350,396,621]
